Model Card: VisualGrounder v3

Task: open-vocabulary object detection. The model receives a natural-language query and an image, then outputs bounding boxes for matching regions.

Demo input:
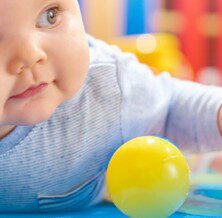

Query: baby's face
[0,0,89,126]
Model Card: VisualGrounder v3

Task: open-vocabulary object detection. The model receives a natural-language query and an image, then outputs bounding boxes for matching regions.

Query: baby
[0,0,222,213]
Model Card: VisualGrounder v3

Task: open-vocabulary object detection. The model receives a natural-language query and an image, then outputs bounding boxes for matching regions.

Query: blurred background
[78,1,222,214]
[78,0,222,85]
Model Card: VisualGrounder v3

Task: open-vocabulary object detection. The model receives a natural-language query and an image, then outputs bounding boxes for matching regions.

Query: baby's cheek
[0,99,10,125]
[55,40,89,93]
[0,94,9,124]
[0,106,4,124]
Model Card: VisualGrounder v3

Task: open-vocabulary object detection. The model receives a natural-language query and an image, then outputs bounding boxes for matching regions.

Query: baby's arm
[113,46,222,153]
[162,76,222,153]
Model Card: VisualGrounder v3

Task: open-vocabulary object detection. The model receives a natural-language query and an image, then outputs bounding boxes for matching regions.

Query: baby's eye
[37,7,60,28]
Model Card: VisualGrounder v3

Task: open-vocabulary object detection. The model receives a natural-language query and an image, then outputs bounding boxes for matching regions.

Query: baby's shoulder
[87,34,139,64]
[87,34,141,68]
[87,34,117,64]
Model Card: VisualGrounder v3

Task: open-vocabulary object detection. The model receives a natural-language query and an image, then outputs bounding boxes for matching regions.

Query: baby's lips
[10,82,48,99]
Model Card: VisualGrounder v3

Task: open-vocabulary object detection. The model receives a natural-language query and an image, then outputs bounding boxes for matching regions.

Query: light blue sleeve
[114,47,222,153]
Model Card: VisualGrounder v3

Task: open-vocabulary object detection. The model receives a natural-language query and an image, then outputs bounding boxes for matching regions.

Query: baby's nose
[7,34,47,75]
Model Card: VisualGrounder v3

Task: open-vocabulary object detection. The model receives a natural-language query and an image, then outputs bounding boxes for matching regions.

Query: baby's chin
[18,104,57,126]
[6,101,58,126]
[1,81,80,126]
[2,92,63,126]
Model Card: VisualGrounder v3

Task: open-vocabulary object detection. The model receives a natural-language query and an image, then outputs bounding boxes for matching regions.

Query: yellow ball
[106,136,190,218]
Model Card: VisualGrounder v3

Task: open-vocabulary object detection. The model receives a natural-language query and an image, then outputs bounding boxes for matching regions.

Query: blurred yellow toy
[106,136,190,218]
[106,33,194,80]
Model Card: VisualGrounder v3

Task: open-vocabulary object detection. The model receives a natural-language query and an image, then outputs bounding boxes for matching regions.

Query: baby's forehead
[0,0,51,28]
[0,0,76,23]
[0,0,72,7]
[0,0,74,15]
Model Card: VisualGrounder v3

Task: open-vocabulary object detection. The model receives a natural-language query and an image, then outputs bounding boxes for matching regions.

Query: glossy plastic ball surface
[106,136,190,218]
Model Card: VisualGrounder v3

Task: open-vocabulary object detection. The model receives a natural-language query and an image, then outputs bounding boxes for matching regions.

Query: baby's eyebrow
[38,0,48,4]
[36,0,66,8]
[35,0,52,7]
[36,0,45,5]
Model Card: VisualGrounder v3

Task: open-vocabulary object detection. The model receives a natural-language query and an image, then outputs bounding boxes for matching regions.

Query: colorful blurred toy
[179,151,222,216]
[106,136,190,218]
[106,33,194,80]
